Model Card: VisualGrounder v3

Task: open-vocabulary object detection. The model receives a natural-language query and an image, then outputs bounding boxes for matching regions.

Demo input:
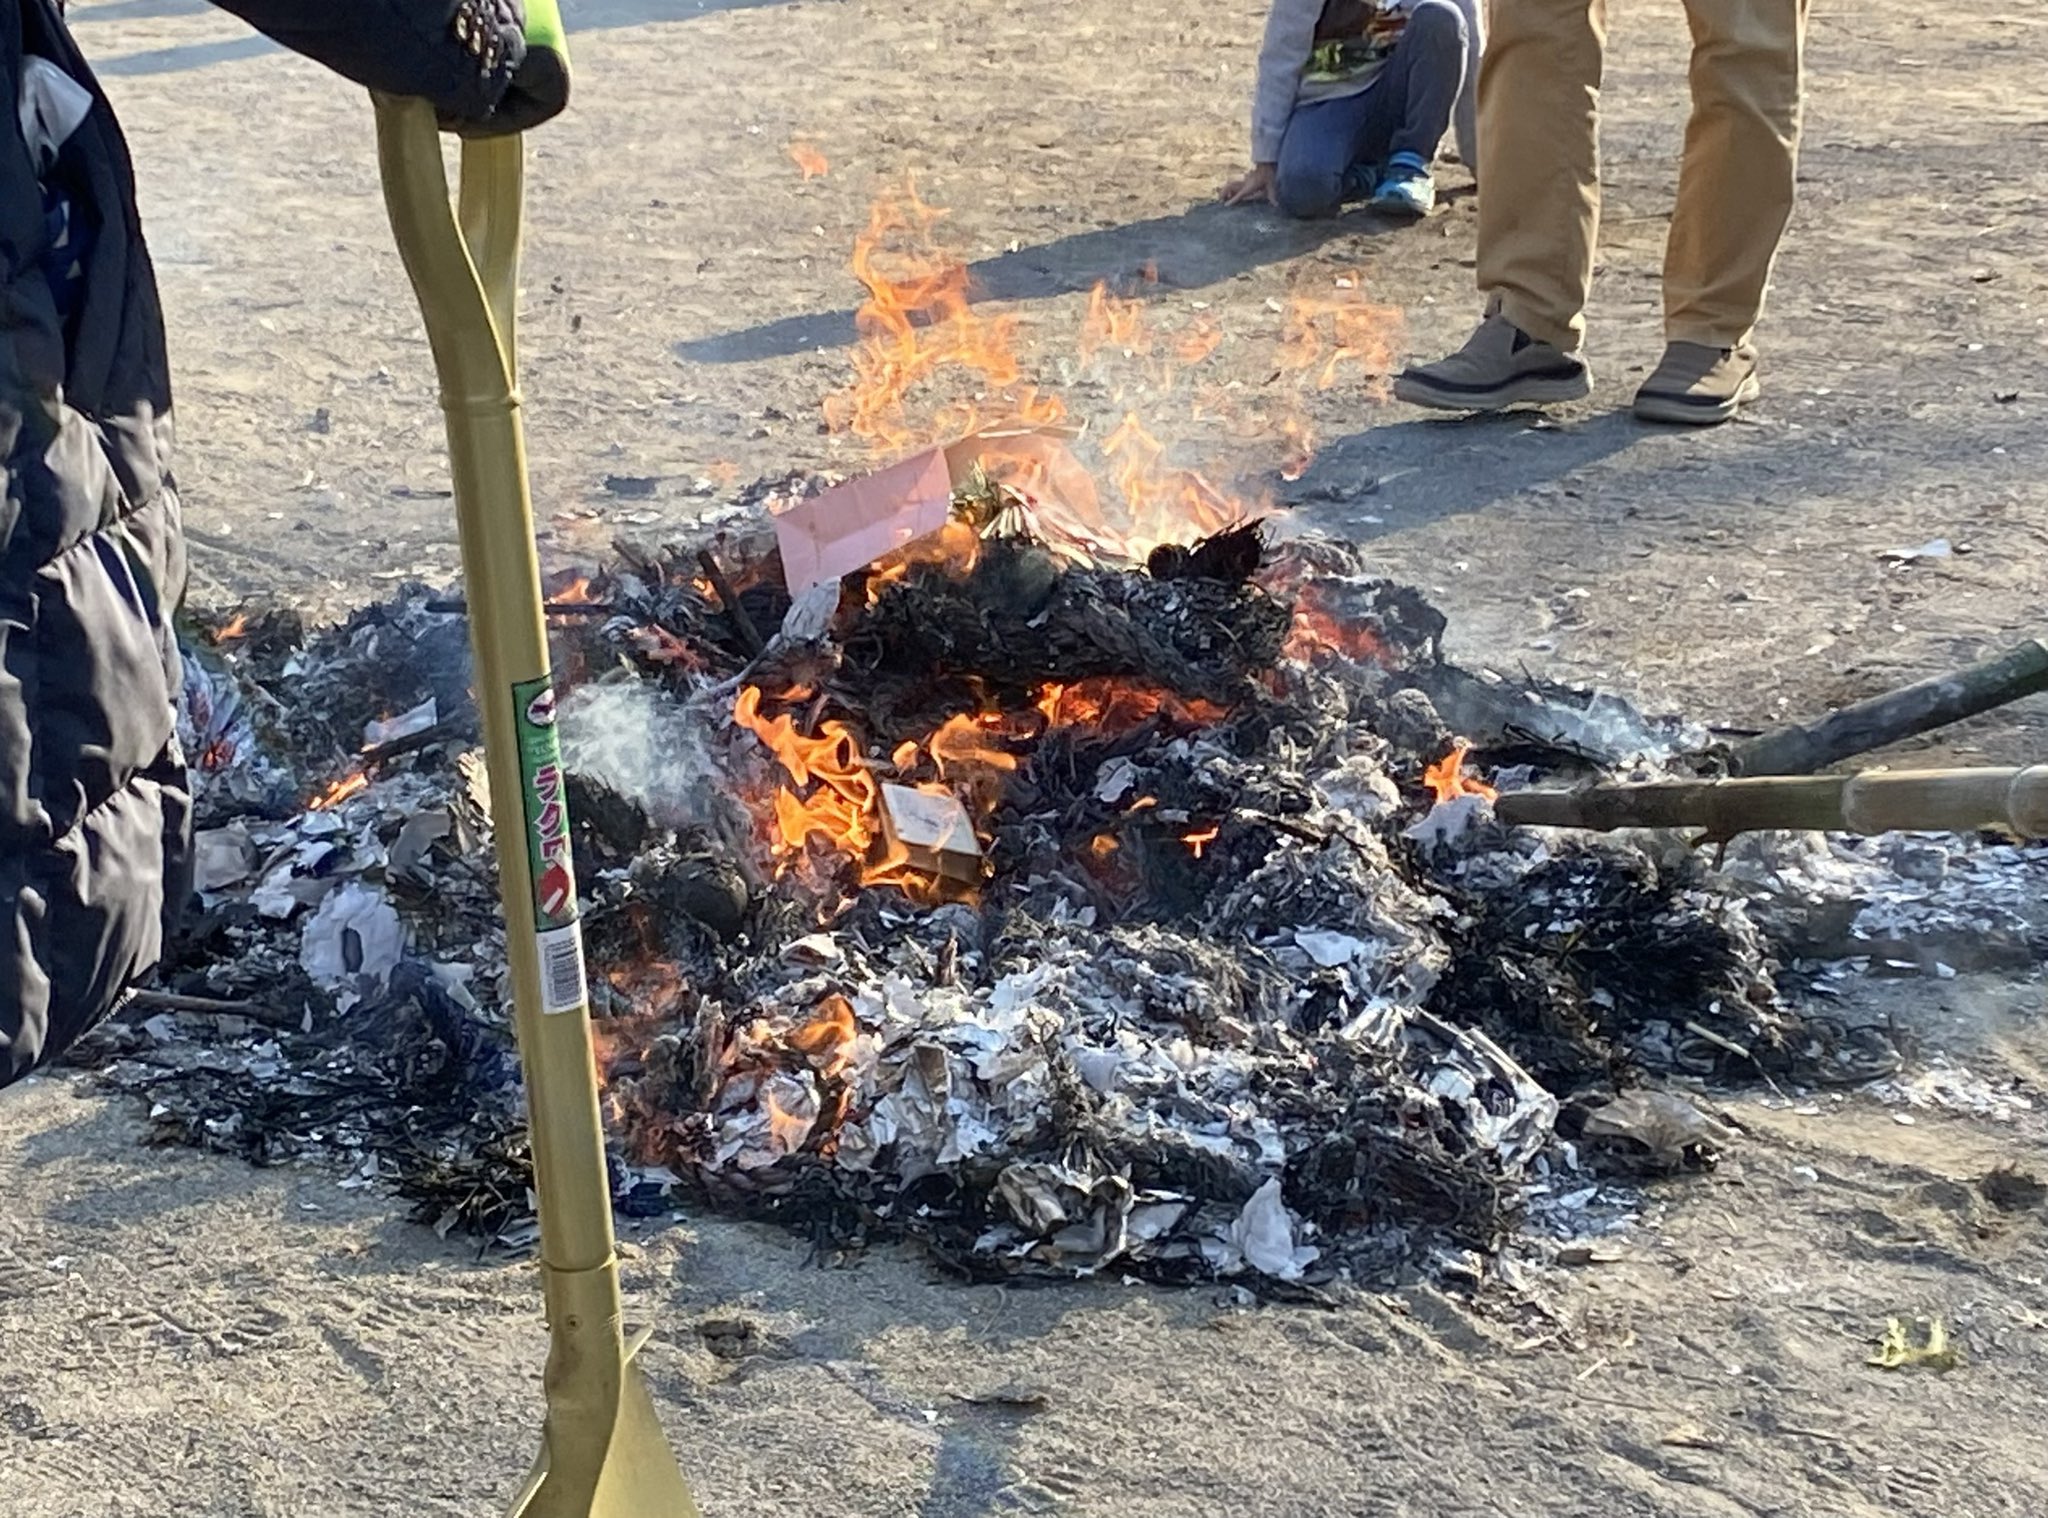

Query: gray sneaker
[1393,310,1593,412]
[1632,341,1761,425]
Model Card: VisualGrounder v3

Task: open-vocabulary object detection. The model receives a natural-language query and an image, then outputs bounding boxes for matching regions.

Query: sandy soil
[5,1,2047,1513]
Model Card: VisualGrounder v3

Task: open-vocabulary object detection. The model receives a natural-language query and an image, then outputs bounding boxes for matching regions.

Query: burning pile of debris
[86,185,1925,1285]
[98,489,1837,1281]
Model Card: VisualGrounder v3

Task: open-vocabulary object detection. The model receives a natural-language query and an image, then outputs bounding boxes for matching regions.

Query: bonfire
[98,186,1921,1288]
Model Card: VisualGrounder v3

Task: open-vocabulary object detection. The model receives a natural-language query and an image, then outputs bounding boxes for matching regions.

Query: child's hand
[1220,164,1278,207]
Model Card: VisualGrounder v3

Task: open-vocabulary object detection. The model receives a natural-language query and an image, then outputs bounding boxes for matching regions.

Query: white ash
[1717,829,2048,969]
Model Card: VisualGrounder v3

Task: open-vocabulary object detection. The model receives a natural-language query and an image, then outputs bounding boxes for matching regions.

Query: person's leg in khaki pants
[1662,0,1808,348]
[1398,0,1807,421]
[1477,0,1606,353]
[1393,0,1604,411]
[1635,0,1807,420]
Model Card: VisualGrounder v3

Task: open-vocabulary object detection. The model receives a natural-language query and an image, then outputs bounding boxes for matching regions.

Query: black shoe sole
[1631,372,1762,425]
[1393,366,1592,413]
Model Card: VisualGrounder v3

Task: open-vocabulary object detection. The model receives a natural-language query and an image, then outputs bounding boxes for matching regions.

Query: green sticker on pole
[513,675,587,1014]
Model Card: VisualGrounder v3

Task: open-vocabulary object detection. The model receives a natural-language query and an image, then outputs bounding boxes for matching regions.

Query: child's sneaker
[1369,153,1436,217]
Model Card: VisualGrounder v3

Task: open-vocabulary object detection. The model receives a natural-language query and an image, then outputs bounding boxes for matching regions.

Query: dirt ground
[5,1,2048,1513]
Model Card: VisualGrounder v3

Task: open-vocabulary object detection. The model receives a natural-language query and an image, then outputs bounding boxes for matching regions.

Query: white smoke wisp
[557,679,750,846]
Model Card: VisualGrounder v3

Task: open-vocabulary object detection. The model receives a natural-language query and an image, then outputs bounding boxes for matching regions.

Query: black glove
[439,0,570,138]
[206,3,567,137]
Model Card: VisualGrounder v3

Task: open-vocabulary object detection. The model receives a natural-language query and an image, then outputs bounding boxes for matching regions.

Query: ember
[310,770,370,810]
[1423,741,1498,804]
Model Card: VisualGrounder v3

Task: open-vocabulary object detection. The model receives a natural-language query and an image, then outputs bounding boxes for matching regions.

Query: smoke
[557,679,750,845]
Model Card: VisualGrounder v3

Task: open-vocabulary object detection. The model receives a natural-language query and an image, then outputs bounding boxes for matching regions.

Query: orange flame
[763,1084,818,1154]
[735,680,1028,898]
[1282,586,1388,665]
[927,712,1019,781]
[1266,275,1404,482]
[822,183,1065,456]
[1183,824,1221,859]
[787,993,859,1081]
[311,771,369,810]
[1101,412,1245,553]
[1423,742,1498,804]
[1035,678,1227,734]
[1276,416,1316,484]
[788,139,829,180]
[212,612,249,644]
[817,185,1268,567]
[1078,281,1152,365]
[734,686,880,862]
[1278,276,1403,394]
[1174,318,1223,367]
[865,518,983,601]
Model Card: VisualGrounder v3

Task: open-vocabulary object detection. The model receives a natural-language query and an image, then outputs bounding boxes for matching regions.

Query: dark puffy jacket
[1,1,529,1088]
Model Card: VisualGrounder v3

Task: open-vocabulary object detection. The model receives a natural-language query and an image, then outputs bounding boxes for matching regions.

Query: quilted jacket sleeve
[1251,0,1322,165]
[207,1,526,123]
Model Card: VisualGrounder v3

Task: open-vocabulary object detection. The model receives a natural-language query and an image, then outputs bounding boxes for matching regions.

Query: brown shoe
[1632,341,1761,425]
[1393,309,1592,413]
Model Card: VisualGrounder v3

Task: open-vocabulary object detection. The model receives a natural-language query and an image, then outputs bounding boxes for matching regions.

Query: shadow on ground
[1289,386,2048,547]
[79,0,797,77]
[677,202,1408,364]
[1287,410,1649,539]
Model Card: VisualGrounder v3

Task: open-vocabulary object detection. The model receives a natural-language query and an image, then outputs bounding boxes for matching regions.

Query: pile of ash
[90,502,1893,1284]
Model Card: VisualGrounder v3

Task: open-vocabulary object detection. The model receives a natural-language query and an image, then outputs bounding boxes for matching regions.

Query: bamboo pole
[1495,764,2048,839]
[1730,639,2048,776]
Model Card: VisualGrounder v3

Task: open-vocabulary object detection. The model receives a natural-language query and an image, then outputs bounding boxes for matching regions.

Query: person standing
[1222,0,1486,221]
[1,0,565,1091]
[1395,0,1809,423]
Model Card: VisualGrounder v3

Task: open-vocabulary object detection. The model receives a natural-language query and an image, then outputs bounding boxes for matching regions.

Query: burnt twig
[696,548,766,657]
[360,720,459,768]
[124,990,301,1030]
[423,597,617,618]
[128,990,259,1015]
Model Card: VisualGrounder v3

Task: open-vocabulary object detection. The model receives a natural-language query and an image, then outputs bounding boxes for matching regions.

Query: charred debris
[90,477,1925,1289]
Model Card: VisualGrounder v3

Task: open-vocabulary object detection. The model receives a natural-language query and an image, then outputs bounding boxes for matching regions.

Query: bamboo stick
[1730,639,2048,776]
[1495,764,2048,839]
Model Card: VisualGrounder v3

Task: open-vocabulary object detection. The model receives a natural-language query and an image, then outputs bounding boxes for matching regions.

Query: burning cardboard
[772,447,953,598]
[877,782,983,884]
[774,423,1087,598]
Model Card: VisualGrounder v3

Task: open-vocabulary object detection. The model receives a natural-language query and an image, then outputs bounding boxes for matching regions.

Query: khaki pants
[1476,0,1808,352]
